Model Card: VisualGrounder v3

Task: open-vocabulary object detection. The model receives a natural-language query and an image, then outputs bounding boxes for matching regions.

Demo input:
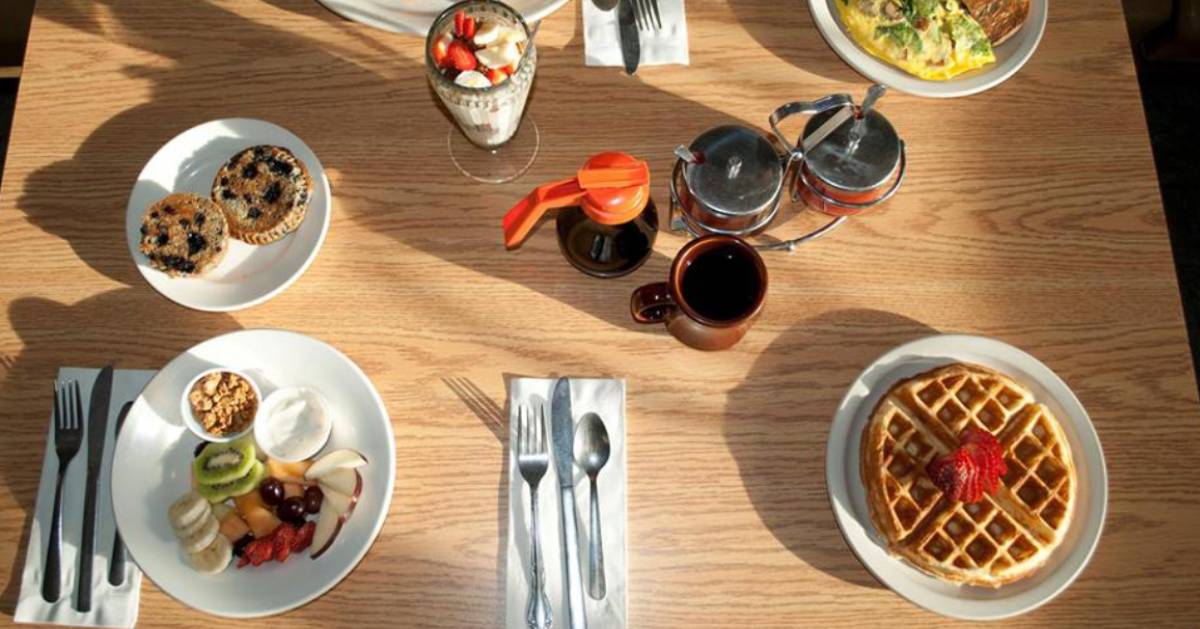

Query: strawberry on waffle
[860,363,1076,587]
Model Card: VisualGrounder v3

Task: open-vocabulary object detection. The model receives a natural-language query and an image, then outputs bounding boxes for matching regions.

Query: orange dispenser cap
[502,152,650,249]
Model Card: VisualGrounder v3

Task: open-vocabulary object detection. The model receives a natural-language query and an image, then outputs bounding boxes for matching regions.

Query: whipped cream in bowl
[254,387,333,462]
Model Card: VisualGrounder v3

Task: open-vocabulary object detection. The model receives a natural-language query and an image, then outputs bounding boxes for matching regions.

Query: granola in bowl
[184,370,260,440]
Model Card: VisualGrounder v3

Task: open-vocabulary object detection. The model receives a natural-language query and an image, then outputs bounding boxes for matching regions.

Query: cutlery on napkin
[505,378,628,629]
[584,0,688,67]
[14,368,153,628]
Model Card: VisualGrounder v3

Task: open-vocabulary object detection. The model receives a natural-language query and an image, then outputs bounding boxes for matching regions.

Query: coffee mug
[631,235,768,350]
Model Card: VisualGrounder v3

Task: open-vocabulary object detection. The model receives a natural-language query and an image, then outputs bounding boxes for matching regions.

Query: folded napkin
[505,378,628,629]
[15,368,154,628]
[583,0,689,67]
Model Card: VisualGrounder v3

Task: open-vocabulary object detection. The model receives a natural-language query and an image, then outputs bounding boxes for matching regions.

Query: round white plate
[315,0,570,35]
[826,334,1107,620]
[111,329,394,618]
[125,118,331,312]
[808,0,1048,98]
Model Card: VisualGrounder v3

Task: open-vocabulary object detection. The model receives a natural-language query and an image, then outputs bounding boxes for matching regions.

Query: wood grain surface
[2,0,1199,626]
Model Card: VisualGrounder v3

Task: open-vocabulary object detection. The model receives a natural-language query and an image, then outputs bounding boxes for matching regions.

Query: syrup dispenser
[503,152,658,278]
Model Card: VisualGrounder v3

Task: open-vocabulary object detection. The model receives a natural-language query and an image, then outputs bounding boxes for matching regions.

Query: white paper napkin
[505,378,628,629]
[583,0,689,67]
[15,368,154,628]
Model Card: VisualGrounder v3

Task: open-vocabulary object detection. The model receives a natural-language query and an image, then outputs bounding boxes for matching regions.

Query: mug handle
[631,282,676,324]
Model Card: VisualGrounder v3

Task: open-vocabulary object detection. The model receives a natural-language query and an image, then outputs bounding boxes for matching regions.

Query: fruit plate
[808,0,1048,98]
[125,118,332,312]
[314,0,570,35]
[826,334,1107,620]
[111,329,394,618]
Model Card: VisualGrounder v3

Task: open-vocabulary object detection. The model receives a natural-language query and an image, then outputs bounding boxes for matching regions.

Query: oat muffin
[138,193,229,277]
[211,145,313,245]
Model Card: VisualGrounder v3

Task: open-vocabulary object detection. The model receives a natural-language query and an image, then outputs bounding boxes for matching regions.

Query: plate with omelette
[810,0,1048,97]
[826,335,1107,619]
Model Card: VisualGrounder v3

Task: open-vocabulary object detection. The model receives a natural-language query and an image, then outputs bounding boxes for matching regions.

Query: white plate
[111,329,394,618]
[808,0,1048,98]
[315,0,570,35]
[826,335,1107,620]
[125,119,332,312]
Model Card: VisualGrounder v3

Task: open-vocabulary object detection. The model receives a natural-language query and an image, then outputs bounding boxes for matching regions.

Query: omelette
[836,0,996,80]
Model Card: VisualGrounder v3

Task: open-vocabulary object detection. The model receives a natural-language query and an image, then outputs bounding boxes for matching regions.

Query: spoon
[574,412,611,600]
[849,83,887,150]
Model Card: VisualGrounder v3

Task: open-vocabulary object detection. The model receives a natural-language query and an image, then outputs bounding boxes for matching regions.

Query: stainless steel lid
[802,108,901,192]
[685,125,783,217]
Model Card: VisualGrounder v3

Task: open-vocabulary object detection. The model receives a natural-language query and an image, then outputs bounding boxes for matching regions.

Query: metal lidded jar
[669,125,785,237]
[795,106,906,216]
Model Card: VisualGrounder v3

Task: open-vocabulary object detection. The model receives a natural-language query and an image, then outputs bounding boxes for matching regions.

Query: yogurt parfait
[426,0,539,182]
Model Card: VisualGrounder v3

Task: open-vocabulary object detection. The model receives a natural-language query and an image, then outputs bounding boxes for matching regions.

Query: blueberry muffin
[211,145,313,245]
[138,193,229,277]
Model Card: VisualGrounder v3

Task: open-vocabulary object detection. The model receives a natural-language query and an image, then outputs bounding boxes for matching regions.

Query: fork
[42,380,83,603]
[517,404,553,629]
[633,0,662,31]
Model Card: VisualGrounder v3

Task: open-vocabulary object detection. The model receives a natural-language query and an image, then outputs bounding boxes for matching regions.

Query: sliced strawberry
[485,67,507,85]
[432,34,451,68]
[463,16,477,39]
[242,536,273,567]
[454,10,466,38]
[274,525,296,563]
[925,428,1006,504]
[445,40,477,72]
[292,521,316,552]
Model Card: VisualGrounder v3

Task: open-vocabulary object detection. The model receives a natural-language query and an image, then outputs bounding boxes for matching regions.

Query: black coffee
[680,243,761,322]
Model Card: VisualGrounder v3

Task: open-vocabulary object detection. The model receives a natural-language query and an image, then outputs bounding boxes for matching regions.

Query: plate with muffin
[809,0,1047,97]
[826,335,1107,619]
[125,118,331,311]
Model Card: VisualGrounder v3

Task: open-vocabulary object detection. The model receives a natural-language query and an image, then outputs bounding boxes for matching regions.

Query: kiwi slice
[197,460,265,504]
[193,437,256,485]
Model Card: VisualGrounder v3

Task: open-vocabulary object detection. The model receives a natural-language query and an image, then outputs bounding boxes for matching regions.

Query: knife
[551,378,588,629]
[107,401,133,587]
[617,0,640,75]
[75,365,113,612]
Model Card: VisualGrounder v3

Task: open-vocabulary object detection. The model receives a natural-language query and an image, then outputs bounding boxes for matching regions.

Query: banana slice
[180,513,220,554]
[187,534,232,575]
[168,491,209,532]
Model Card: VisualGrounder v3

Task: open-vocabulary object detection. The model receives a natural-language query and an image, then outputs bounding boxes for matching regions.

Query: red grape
[304,485,324,514]
[259,478,284,506]
[277,496,307,524]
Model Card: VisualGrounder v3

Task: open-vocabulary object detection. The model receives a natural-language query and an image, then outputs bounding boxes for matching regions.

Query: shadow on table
[0,288,241,617]
[727,1,866,86]
[19,0,792,333]
[443,376,513,614]
[723,308,938,590]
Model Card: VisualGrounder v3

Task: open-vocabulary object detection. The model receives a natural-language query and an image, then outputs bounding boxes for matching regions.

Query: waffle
[861,363,1075,587]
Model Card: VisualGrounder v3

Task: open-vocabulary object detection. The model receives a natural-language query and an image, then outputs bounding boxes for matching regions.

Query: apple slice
[305,449,368,481]
[310,498,345,559]
[322,487,359,518]
[316,468,362,497]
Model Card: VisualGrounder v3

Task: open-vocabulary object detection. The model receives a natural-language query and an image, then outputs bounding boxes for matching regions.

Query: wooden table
[2,1,1199,626]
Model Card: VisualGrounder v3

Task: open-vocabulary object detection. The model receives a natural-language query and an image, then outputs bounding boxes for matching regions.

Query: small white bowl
[181,367,262,443]
[254,387,333,462]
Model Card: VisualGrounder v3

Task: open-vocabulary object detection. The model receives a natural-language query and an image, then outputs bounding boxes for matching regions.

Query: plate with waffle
[826,335,1107,619]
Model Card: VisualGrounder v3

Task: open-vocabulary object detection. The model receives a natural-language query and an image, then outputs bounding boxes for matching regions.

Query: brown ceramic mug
[631,235,768,351]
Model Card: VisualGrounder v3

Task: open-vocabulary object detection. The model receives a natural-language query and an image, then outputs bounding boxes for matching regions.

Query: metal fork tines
[516,404,553,629]
[42,380,83,603]
[633,0,662,31]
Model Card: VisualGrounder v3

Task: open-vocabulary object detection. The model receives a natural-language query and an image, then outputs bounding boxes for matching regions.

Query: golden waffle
[861,363,1075,587]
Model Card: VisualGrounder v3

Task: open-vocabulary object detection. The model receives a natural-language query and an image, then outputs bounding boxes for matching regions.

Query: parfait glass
[426,0,539,183]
